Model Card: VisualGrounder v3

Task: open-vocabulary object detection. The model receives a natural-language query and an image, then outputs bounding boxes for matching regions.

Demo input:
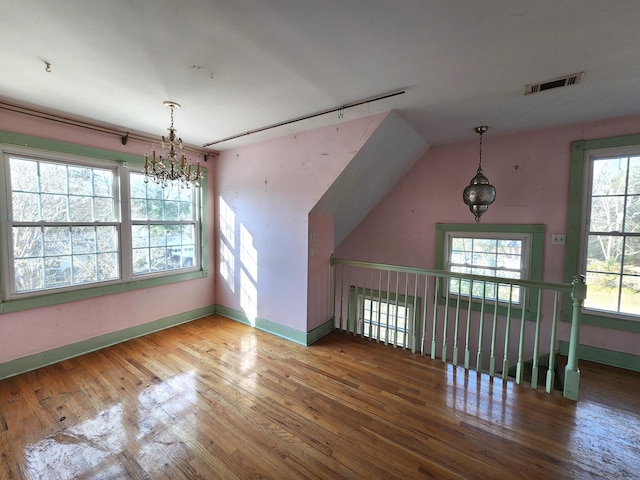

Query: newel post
[563,275,587,401]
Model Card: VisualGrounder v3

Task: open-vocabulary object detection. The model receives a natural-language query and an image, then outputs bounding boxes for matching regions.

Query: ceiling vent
[525,72,584,95]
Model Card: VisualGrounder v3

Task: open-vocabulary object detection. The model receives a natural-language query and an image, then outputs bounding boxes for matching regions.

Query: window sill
[561,309,640,333]
[0,269,208,314]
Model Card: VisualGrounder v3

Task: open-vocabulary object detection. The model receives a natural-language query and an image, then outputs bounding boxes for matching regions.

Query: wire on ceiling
[202,89,406,147]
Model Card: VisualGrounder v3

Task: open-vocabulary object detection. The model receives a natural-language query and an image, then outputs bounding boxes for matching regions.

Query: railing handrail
[330,254,585,401]
[330,254,573,293]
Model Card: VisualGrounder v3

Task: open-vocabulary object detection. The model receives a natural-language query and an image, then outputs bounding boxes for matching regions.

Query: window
[436,223,544,311]
[580,149,640,317]
[445,233,529,304]
[130,173,198,273]
[6,154,120,296]
[567,135,640,332]
[0,134,206,310]
[349,286,419,349]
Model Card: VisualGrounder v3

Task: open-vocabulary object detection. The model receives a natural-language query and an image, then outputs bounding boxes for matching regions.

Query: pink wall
[214,113,386,332]
[0,110,216,364]
[337,114,640,357]
[307,214,334,331]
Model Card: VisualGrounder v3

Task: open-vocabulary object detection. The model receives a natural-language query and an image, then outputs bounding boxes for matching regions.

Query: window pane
[584,272,619,312]
[97,252,119,281]
[73,254,97,284]
[12,192,40,221]
[68,166,93,195]
[131,198,147,220]
[42,194,69,222]
[44,256,72,288]
[147,200,163,220]
[132,225,149,248]
[40,163,68,194]
[592,157,627,196]
[627,157,640,193]
[14,258,43,292]
[96,226,118,252]
[94,197,114,221]
[497,239,522,255]
[13,226,42,258]
[180,200,194,221]
[474,239,497,253]
[624,195,640,232]
[586,235,622,273]
[72,226,96,254]
[472,252,496,267]
[164,200,179,220]
[133,248,150,273]
[150,247,168,271]
[10,158,39,192]
[590,196,624,232]
[69,196,93,222]
[497,253,521,269]
[93,170,113,197]
[44,227,71,255]
[150,225,167,247]
[620,275,640,315]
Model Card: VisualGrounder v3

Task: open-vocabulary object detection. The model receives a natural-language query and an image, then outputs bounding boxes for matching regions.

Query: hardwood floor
[1,315,638,479]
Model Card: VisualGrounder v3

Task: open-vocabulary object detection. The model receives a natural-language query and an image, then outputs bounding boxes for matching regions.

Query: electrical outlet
[551,234,566,245]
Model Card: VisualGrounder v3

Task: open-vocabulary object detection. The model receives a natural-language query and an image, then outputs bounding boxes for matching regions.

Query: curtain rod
[202,89,406,147]
[0,100,218,158]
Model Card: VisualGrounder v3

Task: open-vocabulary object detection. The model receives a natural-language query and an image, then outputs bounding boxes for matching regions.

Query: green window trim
[0,131,209,314]
[435,223,545,320]
[567,133,640,333]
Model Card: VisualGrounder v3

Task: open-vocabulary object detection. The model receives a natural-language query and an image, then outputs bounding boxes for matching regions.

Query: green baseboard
[559,341,640,372]
[214,305,334,346]
[0,305,216,380]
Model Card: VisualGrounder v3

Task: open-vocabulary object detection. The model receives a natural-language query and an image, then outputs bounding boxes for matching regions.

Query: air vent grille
[525,72,584,95]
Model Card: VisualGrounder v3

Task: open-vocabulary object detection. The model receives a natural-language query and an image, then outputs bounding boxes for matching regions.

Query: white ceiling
[2,1,640,151]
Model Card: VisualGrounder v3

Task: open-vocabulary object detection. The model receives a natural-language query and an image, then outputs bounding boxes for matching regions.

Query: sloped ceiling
[2,1,640,151]
[312,111,428,245]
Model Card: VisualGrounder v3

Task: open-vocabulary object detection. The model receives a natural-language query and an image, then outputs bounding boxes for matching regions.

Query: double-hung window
[567,136,640,331]
[1,136,205,309]
[580,148,640,317]
[436,223,544,309]
[446,233,530,304]
[7,154,119,294]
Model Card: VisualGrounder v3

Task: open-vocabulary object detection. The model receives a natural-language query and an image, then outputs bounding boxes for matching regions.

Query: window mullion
[119,165,132,281]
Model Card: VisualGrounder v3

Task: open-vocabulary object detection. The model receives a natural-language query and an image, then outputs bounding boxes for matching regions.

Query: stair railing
[330,255,586,401]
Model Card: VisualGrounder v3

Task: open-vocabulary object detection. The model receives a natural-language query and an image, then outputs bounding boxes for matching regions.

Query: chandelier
[142,101,202,188]
[462,126,496,222]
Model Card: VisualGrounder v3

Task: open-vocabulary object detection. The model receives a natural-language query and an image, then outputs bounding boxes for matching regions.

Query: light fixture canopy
[462,126,496,222]
[142,101,202,188]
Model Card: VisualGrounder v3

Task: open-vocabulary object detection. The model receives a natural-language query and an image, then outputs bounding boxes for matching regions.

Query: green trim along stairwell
[559,341,640,372]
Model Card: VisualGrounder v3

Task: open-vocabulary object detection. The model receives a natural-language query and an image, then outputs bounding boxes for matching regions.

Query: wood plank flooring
[1,315,639,479]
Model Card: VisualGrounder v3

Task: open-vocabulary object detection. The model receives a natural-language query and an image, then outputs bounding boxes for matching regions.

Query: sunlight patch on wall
[240,269,258,325]
[219,196,236,292]
[240,223,259,324]
[240,224,258,282]
[220,240,235,293]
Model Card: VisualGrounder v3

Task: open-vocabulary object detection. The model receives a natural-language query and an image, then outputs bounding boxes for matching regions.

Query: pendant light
[463,126,496,222]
